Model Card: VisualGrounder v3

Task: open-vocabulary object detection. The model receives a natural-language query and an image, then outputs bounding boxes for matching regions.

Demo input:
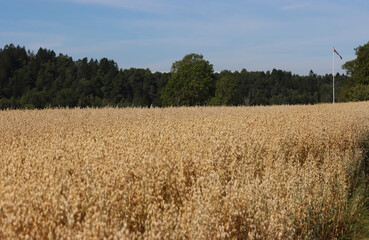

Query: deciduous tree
[161,53,214,106]
[342,41,369,101]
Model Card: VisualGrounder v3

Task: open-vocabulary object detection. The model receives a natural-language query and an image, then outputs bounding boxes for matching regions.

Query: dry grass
[1,102,369,239]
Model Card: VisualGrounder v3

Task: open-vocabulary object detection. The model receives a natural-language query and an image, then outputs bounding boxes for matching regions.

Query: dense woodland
[0,43,362,109]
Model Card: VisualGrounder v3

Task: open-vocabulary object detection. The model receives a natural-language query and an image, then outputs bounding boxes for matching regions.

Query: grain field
[1,102,369,239]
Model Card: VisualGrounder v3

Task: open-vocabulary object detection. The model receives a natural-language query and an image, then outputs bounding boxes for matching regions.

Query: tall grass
[0,102,369,239]
[345,134,369,239]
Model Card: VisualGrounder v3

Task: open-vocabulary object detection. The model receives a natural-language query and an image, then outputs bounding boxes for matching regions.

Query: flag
[334,48,342,59]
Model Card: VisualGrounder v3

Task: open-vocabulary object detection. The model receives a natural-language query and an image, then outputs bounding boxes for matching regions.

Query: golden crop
[1,102,369,239]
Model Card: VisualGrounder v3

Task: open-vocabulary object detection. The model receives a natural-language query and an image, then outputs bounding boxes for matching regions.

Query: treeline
[0,44,170,109]
[212,69,343,106]
[0,44,347,109]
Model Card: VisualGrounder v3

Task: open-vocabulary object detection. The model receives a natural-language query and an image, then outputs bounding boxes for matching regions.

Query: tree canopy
[210,73,239,106]
[342,41,369,101]
[161,54,214,106]
[0,43,354,109]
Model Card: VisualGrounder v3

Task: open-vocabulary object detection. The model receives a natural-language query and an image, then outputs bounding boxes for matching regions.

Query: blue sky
[1,0,369,75]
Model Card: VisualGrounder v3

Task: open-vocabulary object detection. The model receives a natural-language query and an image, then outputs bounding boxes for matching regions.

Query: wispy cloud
[2,0,368,75]
[62,0,178,14]
[0,32,67,51]
[282,2,311,11]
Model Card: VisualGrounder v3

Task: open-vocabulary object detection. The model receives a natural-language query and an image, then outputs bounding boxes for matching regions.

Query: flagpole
[333,47,335,103]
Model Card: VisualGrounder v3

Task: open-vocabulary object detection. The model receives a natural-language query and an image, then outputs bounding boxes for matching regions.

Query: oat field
[1,102,369,239]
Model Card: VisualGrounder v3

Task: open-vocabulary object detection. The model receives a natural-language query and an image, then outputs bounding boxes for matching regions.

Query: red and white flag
[334,48,342,59]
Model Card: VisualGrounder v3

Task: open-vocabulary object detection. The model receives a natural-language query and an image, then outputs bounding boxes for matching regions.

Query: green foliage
[23,89,46,109]
[0,44,28,98]
[0,44,171,109]
[53,88,77,107]
[78,94,102,108]
[342,41,369,101]
[0,43,356,109]
[342,84,369,101]
[211,75,239,106]
[0,98,11,109]
[161,53,214,106]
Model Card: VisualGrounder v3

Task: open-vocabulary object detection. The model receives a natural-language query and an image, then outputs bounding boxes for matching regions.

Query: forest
[0,43,355,109]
